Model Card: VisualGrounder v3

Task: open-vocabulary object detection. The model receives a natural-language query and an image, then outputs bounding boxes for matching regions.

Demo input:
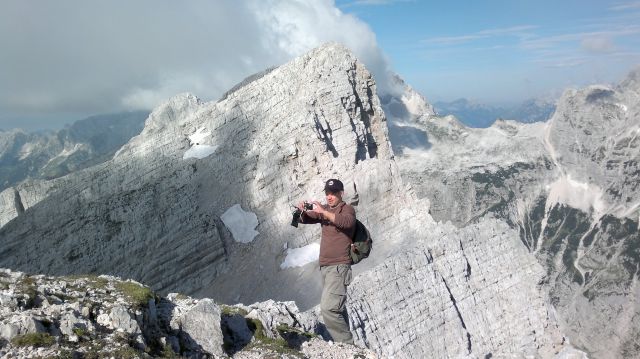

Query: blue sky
[335,0,640,105]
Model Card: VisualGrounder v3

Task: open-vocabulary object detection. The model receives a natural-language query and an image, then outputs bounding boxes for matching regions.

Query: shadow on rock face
[585,88,615,103]
[382,95,411,120]
[387,123,432,155]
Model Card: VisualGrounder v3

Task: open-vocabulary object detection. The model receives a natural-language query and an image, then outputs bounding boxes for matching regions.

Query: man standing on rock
[297,178,355,344]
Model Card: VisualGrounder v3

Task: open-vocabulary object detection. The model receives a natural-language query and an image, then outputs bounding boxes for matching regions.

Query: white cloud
[0,0,391,127]
[609,1,640,11]
[339,0,414,7]
[422,25,537,45]
[581,36,616,53]
[520,26,640,51]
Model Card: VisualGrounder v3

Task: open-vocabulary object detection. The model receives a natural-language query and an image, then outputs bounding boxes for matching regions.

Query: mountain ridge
[0,43,626,357]
[397,65,640,357]
[434,97,556,127]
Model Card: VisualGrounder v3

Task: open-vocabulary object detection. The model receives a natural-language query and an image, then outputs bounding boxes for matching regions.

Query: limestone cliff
[0,43,586,357]
[396,67,640,357]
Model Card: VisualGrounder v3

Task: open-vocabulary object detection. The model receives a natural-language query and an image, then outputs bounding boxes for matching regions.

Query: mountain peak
[619,65,640,92]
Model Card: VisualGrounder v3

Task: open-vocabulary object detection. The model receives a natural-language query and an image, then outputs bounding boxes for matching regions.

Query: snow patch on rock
[553,346,589,359]
[221,204,259,243]
[546,174,607,219]
[188,127,211,145]
[183,144,218,160]
[280,243,320,269]
[183,127,217,159]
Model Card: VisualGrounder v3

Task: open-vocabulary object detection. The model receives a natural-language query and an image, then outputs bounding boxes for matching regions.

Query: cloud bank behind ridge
[0,0,392,129]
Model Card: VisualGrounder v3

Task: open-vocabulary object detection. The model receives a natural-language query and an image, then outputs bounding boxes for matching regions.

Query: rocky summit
[0,268,377,358]
[0,42,624,358]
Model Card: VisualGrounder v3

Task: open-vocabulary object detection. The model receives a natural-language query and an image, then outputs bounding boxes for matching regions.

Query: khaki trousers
[320,264,353,344]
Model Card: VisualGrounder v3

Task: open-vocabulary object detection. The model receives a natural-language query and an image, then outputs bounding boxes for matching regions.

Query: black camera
[291,202,314,227]
[291,208,303,227]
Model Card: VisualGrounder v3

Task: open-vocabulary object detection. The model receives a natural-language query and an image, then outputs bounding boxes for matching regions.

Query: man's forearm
[322,211,336,223]
[301,211,321,224]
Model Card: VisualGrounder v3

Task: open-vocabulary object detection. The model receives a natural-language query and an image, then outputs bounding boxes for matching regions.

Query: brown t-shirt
[301,202,356,266]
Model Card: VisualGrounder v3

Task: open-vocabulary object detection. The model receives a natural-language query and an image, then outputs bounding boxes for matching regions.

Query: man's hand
[312,201,337,223]
[298,201,316,212]
[311,201,325,214]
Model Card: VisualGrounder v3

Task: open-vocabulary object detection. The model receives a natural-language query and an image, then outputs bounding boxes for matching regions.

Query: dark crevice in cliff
[13,188,25,215]
[313,112,339,158]
[441,275,472,354]
[346,65,378,162]
[460,240,472,280]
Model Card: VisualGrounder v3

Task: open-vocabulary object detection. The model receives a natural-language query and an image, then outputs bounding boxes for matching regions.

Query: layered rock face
[0,111,148,228]
[348,219,567,358]
[0,43,410,311]
[0,43,583,357]
[396,67,640,357]
[532,74,640,357]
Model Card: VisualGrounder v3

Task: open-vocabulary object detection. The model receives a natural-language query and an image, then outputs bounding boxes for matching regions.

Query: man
[297,178,355,344]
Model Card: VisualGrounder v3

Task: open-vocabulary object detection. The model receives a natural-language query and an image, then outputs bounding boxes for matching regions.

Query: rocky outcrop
[531,72,640,357]
[395,67,640,357]
[397,116,555,227]
[348,219,570,358]
[0,268,377,358]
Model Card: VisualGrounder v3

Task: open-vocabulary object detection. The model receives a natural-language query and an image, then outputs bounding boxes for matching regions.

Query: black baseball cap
[324,179,344,192]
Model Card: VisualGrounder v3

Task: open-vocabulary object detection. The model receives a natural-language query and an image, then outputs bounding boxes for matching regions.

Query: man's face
[325,190,343,207]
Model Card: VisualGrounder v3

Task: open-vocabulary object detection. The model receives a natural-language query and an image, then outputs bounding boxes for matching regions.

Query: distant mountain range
[0,111,148,191]
[433,98,556,127]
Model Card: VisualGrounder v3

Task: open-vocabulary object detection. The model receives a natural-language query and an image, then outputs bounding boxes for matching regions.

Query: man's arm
[300,210,322,224]
[312,202,355,229]
[297,201,322,224]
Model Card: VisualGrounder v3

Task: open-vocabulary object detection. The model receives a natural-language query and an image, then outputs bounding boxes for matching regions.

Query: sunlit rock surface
[395,67,640,357]
[0,43,606,357]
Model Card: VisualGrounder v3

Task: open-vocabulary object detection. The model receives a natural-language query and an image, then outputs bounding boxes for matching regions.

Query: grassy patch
[174,293,189,300]
[276,324,317,339]
[115,281,154,309]
[65,274,110,290]
[11,333,55,347]
[49,349,75,359]
[110,346,144,359]
[81,345,144,359]
[72,327,87,338]
[21,276,36,286]
[244,319,303,357]
[221,304,249,317]
[17,276,38,308]
[159,344,179,359]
